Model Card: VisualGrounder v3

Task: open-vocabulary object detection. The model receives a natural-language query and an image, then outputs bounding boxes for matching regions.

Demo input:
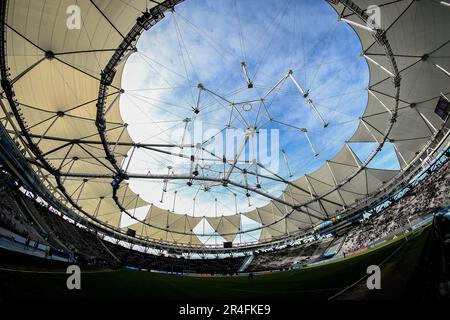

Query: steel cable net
[1,0,449,250]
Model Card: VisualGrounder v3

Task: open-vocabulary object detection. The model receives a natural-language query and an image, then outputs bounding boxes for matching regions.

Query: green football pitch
[0,225,430,300]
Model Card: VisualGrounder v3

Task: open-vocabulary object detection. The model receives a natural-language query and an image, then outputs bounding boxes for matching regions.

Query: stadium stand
[103,242,244,274]
[0,153,449,274]
[0,175,47,245]
[340,159,450,254]
[246,156,450,271]
[246,242,320,272]
[0,169,245,273]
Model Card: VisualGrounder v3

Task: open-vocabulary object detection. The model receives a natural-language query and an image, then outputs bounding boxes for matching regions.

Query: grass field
[0,225,430,300]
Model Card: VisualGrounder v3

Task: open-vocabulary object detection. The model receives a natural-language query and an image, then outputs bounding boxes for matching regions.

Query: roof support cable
[89,0,125,39]
[10,57,46,86]
[95,1,183,179]
[392,143,408,167]
[261,71,290,101]
[188,158,195,187]
[241,62,254,89]
[339,17,377,33]
[94,197,104,218]
[124,146,136,173]
[413,107,438,134]
[284,183,297,207]
[0,0,420,249]
[223,129,251,181]
[305,175,329,218]
[288,70,329,127]
[441,92,450,102]
[253,100,264,127]
[361,119,381,143]
[326,161,347,208]
[345,143,362,169]
[36,116,60,147]
[160,166,172,204]
[57,144,75,171]
[194,85,202,114]
[160,181,167,204]
[364,54,395,78]
[227,107,235,128]
[75,180,87,203]
[260,99,272,122]
[368,90,393,115]
[178,118,191,153]
[112,124,128,154]
[281,149,293,178]
[104,92,122,116]
[253,159,261,189]
[234,0,247,62]
[302,129,319,157]
[214,198,218,217]
[61,159,76,185]
[172,191,177,212]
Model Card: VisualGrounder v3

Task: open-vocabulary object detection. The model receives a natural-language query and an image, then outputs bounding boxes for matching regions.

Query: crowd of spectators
[0,175,46,244]
[340,158,450,254]
[0,170,245,273]
[0,171,115,262]
[246,156,449,271]
[104,242,245,274]
[246,241,323,271]
[27,200,112,261]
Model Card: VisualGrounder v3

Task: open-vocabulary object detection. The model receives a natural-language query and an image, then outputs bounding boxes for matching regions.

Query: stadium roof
[1,0,449,250]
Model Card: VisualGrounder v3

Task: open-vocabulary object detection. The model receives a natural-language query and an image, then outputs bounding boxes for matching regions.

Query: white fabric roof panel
[127,204,203,245]
[206,215,241,242]
[243,203,283,226]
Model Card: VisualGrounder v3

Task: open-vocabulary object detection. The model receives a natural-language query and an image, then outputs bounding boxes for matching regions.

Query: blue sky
[118,0,399,243]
